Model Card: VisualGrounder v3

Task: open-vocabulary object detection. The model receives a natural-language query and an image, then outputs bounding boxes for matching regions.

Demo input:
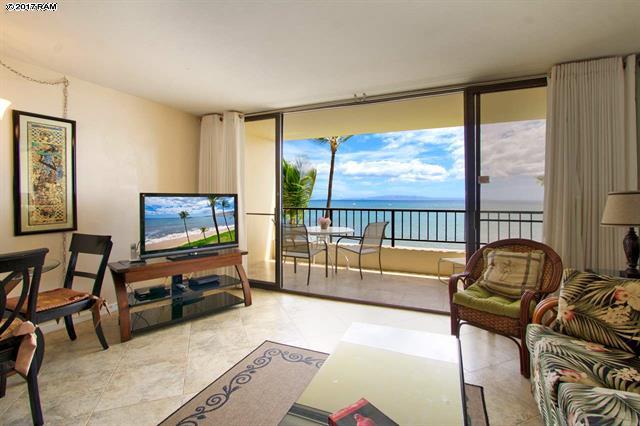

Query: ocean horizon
[307,198,543,211]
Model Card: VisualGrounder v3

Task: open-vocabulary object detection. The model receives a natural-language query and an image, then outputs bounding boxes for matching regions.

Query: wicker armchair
[449,239,563,378]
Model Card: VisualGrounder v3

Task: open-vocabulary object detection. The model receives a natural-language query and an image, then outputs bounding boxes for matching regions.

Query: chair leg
[450,307,459,337]
[324,241,328,278]
[519,329,531,378]
[378,250,383,277]
[294,258,297,274]
[34,328,45,375]
[26,356,44,425]
[335,245,339,273]
[92,306,109,350]
[64,315,77,341]
[0,373,6,398]
[358,253,363,280]
[307,257,311,286]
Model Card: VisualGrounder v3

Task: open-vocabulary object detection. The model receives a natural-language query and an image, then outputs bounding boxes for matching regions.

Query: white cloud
[337,159,448,182]
[480,120,545,178]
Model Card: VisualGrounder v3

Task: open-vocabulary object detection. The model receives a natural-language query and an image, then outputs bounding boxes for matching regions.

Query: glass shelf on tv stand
[127,274,244,334]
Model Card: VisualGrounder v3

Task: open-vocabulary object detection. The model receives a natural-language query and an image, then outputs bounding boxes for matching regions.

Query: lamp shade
[601,191,640,226]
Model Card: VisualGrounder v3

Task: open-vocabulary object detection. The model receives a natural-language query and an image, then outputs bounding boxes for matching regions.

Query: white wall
[0,55,200,303]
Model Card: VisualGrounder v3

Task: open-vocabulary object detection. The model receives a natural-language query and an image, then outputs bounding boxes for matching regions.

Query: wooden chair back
[63,234,112,297]
[464,238,563,294]
[0,248,48,334]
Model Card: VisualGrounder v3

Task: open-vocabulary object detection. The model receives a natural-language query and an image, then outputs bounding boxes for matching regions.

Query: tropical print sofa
[526,269,640,425]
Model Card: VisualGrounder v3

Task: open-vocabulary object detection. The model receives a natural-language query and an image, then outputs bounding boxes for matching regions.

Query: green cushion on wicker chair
[453,283,530,319]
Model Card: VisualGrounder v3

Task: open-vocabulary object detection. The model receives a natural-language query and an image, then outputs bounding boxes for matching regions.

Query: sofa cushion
[555,269,640,355]
[476,248,545,299]
[528,323,640,426]
[527,324,640,416]
[452,283,524,318]
[557,383,640,426]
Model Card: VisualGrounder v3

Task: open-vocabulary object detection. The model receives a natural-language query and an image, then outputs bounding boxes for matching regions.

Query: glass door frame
[244,112,284,288]
[463,78,547,258]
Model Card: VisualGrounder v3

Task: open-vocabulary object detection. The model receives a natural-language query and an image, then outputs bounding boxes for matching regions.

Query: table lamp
[601,191,640,278]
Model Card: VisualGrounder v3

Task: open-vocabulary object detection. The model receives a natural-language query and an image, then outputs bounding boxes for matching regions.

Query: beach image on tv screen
[143,195,236,252]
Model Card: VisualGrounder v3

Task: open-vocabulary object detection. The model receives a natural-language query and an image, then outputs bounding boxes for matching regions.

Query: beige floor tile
[93,358,187,413]
[3,369,108,424]
[88,396,182,426]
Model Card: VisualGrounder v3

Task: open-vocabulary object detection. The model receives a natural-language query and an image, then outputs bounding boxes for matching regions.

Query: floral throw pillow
[555,269,640,355]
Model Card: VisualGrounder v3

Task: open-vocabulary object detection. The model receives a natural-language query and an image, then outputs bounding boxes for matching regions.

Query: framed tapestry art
[13,110,77,235]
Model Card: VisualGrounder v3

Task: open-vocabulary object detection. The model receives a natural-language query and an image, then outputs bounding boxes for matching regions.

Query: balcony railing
[283,207,543,248]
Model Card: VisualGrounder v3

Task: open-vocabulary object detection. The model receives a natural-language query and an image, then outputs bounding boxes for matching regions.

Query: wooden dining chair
[6,234,113,350]
[335,221,389,279]
[282,224,328,286]
[1,248,48,426]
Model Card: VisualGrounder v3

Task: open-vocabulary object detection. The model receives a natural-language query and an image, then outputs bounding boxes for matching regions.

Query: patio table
[305,226,354,272]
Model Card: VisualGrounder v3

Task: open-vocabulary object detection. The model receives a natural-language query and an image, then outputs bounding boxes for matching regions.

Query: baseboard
[38,302,119,335]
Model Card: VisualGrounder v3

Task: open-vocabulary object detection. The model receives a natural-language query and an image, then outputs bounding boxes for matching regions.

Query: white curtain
[544,56,637,272]
[198,112,247,265]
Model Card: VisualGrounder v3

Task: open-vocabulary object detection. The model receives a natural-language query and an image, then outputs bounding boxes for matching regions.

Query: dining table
[2,259,61,295]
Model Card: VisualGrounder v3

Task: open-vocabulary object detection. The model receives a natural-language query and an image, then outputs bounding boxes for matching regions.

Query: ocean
[307,199,543,211]
[145,212,236,243]
[300,199,544,249]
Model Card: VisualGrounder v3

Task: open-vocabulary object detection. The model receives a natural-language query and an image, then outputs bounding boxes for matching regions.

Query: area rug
[160,341,489,426]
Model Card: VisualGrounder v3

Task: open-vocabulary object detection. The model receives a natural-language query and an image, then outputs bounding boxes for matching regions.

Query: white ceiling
[1,1,639,115]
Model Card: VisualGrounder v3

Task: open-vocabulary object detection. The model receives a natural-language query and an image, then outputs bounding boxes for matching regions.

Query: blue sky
[283,120,545,201]
[144,196,235,218]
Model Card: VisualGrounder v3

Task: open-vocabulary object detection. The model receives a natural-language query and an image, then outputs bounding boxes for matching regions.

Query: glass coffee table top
[281,322,465,425]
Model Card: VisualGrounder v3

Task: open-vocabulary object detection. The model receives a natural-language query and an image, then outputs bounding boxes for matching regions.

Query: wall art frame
[13,110,77,235]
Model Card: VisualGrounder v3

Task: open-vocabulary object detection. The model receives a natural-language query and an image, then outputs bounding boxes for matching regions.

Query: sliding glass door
[244,114,283,287]
[464,79,547,255]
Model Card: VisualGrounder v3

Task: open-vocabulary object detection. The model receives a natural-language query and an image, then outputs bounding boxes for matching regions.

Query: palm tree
[314,135,352,217]
[282,158,317,223]
[200,226,207,240]
[178,210,191,246]
[207,195,221,243]
[219,198,231,232]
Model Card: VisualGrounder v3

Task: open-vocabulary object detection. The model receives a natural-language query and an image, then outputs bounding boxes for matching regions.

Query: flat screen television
[140,193,238,259]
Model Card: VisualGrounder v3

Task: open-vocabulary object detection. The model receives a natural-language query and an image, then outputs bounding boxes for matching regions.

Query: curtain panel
[198,112,247,266]
[544,56,637,272]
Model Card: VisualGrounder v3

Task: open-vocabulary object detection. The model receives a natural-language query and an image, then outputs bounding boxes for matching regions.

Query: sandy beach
[145,225,235,251]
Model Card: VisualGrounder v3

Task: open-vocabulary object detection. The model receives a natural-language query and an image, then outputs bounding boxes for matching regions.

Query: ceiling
[1,1,639,115]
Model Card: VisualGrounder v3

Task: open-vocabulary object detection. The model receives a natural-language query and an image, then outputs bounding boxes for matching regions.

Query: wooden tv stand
[108,249,251,342]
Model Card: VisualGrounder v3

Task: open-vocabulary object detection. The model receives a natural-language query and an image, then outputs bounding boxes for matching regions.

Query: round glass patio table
[305,226,354,237]
[305,226,355,272]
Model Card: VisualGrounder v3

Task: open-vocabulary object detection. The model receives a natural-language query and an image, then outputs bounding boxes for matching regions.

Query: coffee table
[280,322,466,425]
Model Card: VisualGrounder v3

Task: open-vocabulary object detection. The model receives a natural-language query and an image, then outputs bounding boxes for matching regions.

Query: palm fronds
[282,158,317,223]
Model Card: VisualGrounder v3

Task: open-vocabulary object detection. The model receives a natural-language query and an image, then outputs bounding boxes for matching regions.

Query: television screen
[140,193,238,258]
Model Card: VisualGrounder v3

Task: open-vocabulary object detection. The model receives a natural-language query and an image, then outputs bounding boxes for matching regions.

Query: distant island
[311,195,464,201]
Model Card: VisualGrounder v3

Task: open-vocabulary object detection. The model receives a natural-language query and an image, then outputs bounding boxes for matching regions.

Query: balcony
[248,207,543,313]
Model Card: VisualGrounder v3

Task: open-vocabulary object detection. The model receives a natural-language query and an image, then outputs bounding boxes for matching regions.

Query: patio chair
[6,234,113,350]
[448,238,563,377]
[334,221,388,279]
[1,248,48,426]
[282,224,328,286]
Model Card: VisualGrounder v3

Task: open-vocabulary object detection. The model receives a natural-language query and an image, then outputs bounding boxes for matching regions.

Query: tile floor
[250,260,451,313]
[1,289,541,425]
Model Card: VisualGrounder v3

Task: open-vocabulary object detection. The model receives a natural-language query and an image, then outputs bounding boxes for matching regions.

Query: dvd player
[188,274,220,287]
